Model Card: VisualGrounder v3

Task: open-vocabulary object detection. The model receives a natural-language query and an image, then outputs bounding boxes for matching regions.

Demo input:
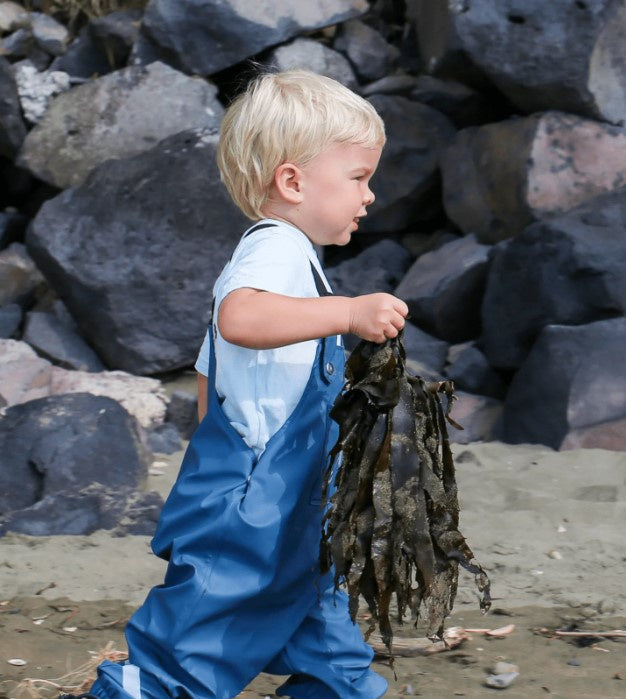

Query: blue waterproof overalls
[90,225,387,699]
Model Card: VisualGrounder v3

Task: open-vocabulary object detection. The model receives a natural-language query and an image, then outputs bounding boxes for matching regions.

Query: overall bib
[90,246,387,699]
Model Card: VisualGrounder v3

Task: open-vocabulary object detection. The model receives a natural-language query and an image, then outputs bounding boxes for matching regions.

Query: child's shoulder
[234,219,313,260]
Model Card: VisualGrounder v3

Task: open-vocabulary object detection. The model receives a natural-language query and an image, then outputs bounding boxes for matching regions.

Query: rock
[0,1,29,34]
[0,56,27,158]
[49,367,168,429]
[30,11,69,56]
[481,192,626,369]
[12,61,71,124]
[400,228,458,259]
[0,392,151,517]
[49,27,113,79]
[410,75,508,128]
[27,128,247,374]
[22,310,106,371]
[360,94,455,231]
[485,671,519,689]
[334,18,400,82]
[0,242,47,308]
[17,61,223,188]
[0,28,32,59]
[165,389,198,439]
[395,234,490,343]
[0,339,52,406]
[409,0,626,126]
[325,239,413,297]
[446,343,506,399]
[560,417,626,451]
[89,9,143,67]
[0,484,163,537]
[266,38,358,90]
[403,322,449,377]
[138,0,368,75]
[442,112,626,242]
[360,73,419,97]
[147,421,183,454]
[501,318,626,449]
[0,208,27,249]
[446,391,502,445]
[0,303,21,338]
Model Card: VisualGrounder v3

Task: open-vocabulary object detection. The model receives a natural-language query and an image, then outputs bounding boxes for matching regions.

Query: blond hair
[217,70,386,220]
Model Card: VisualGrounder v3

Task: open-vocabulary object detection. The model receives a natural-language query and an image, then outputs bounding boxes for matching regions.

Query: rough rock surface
[334,18,400,83]
[0,339,52,407]
[408,0,626,125]
[139,0,369,76]
[23,311,105,372]
[501,318,626,449]
[267,38,358,90]
[442,112,626,242]
[0,242,46,307]
[481,192,626,370]
[0,392,151,516]
[360,94,456,231]
[18,61,223,188]
[395,234,490,343]
[26,129,248,374]
[0,56,27,158]
[12,62,71,124]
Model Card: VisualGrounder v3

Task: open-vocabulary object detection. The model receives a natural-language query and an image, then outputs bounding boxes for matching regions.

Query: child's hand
[348,293,409,343]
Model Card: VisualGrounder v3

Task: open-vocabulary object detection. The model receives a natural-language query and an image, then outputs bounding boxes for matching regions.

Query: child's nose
[363,186,375,205]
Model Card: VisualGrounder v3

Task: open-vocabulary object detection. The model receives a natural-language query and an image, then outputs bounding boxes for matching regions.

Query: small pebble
[493,661,519,675]
[8,658,27,666]
[557,524,567,533]
[485,671,519,689]
[547,549,562,560]
[567,658,581,667]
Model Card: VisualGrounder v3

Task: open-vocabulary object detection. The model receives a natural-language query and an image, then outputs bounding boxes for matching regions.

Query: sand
[1,441,625,698]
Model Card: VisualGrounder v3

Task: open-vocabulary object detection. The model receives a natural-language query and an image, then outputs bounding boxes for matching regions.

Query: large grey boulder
[0,392,159,536]
[501,318,626,450]
[395,234,490,343]
[138,0,368,76]
[0,392,151,516]
[441,112,626,242]
[18,61,223,188]
[333,18,400,83]
[266,38,358,90]
[0,56,27,158]
[26,128,248,374]
[360,94,455,231]
[408,0,626,126]
[481,192,626,370]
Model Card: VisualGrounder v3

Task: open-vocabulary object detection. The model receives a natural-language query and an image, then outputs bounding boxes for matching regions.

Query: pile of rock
[2,0,626,533]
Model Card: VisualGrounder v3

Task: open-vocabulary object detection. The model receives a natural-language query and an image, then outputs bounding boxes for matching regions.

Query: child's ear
[274,162,304,204]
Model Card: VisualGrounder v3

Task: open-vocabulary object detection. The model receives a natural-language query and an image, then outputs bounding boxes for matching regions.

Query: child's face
[297,141,382,246]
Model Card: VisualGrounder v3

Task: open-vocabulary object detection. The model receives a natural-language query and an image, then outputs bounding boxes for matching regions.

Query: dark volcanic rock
[166,389,198,440]
[334,18,400,82]
[18,61,224,188]
[482,192,626,370]
[0,56,27,158]
[26,129,248,374]
[325,239,413,297]
[23,310,106,371]
[0,303,22,338]
[0,392,152,518]
[139,0,369,76]
[0,484,163,537]
[501,318,626,449]
[441,112,626,242]
[395,234,490,343]
[360,94,455,232]
[446,343,506,400]
[408,0,626,125]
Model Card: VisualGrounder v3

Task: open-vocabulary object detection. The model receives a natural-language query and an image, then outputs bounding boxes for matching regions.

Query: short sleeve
[194,327,211,376]
[216,230,317,303]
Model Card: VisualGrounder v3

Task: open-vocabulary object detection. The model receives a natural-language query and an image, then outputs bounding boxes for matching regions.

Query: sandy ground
[1,441,625,698]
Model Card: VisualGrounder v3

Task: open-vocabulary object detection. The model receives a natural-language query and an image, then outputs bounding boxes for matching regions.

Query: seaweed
[321,332,491,658]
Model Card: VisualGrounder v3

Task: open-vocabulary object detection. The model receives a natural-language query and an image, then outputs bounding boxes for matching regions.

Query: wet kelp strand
[321,333,491,657]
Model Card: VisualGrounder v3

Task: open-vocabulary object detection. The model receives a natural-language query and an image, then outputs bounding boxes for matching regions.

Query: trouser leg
[266,584,388,699]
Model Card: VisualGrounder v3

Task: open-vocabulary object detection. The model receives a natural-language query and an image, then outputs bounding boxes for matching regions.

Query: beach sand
[1,441,625,698]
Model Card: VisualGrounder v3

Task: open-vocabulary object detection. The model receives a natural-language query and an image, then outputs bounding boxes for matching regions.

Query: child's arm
[197,373,208,422]
[218,288,408,349]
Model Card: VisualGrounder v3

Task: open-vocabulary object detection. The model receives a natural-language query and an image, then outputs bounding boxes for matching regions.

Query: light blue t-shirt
[195,219,334,456]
